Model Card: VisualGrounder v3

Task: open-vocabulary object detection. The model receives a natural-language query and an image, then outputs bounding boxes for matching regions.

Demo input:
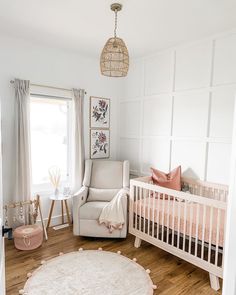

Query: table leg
[36,195,48,240]
[64,200,71,225]
[47,200,55,229]
[61,200,64,224]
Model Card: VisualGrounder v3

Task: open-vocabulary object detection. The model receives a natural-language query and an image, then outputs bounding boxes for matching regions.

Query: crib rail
[129,176,228,279]
[182,177,228,202]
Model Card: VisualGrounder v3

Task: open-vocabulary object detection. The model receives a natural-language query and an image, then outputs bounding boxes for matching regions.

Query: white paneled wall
[119,32,236,185]
[143,95,172,136]
[213,34,236,86]
[145,51,174,95]
[175,41,212,91]
[172,92,209,137]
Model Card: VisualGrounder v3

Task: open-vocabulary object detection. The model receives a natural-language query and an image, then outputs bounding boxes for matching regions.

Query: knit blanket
[99,188,129,232]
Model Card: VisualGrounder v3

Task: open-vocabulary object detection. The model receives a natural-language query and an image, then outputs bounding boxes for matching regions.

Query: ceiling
[0,0,236,58]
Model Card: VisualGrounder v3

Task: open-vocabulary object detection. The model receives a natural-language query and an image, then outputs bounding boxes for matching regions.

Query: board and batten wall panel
[143,95,172,136]
[145,50,174,95]
[174,41,212,91]
[119,31,236,185]
[172,92,209,138]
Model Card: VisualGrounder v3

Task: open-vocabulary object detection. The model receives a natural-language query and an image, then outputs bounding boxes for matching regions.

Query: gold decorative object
[100,3,129,77]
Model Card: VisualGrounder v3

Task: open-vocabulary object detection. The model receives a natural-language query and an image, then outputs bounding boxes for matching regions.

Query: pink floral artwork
[90,97,110,128]
[90,129,110,159]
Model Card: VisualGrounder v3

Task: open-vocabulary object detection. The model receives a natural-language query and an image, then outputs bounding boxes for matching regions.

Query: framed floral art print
[90,96,110,129]
[90,129,110,159]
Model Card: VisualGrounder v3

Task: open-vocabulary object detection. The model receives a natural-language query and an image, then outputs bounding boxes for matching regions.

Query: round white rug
[22,250,155,295]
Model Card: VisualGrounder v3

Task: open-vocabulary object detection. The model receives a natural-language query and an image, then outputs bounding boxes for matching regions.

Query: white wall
[0,35,123,224]
[119,32,236,185]
[223,99,236,295]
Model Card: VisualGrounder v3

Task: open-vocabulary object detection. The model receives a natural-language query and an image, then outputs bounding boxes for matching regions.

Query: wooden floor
[5,227,222,295]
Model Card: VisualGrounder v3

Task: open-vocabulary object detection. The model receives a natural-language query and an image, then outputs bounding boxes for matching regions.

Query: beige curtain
[15,79,32,224]
[72,89,85,193]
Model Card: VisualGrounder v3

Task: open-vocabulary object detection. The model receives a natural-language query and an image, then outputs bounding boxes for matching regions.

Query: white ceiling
[1,0,236,58]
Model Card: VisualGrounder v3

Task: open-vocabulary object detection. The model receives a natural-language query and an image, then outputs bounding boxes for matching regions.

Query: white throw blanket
[99,188,129,232]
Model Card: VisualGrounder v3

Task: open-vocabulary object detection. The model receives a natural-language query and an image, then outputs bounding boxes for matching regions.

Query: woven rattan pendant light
[100,3,129,77]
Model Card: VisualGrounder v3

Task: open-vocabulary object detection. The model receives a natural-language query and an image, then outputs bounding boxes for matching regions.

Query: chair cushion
[87,188,120,202]
[79,202,108,220]
[90,160,123,189]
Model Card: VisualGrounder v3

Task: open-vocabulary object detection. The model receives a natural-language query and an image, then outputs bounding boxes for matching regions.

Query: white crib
[129,176,228,291]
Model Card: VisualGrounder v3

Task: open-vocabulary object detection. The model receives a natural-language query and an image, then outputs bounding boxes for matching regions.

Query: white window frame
[30,91,73,194]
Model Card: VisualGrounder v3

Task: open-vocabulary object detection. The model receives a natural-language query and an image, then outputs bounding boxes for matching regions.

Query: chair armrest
[118,188,129,198]
[73,186,88,209]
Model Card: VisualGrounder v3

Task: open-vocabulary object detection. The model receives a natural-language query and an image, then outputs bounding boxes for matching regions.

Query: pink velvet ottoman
[13,224,43,250]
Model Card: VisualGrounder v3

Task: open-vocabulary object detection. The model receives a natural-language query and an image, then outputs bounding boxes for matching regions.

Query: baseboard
[36,213,72,228]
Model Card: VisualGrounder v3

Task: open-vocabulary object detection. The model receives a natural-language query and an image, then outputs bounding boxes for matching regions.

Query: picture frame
[90,129,110,159]
[90,96,110,129]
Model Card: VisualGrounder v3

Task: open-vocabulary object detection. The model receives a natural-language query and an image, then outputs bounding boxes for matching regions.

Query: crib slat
[219,190,223,202]
[129,184,134,231]
[195,203,200,257]
[215,208,221,266]
[177,199,181,249]
[156,192,160,240]
[200,185,203,197]
[152,190,155,237]
[172,197,176,246]
[183,199,187,251]
[147,189,151,236]
[135,186,138,230]
[143,188,147,234]
[139,187,142,231]
[188,201,193,254]
[189,184,193,194]
[201,204,206,260]
[154,191,158,238]
[161,194,166,242]
[208,206,213,263]
[166,194,170,244]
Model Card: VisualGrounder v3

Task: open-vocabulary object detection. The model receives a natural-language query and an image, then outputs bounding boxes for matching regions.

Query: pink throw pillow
[151,166,181,191]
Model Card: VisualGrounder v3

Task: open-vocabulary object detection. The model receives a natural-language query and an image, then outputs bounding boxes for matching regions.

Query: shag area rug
[21,250,155,295]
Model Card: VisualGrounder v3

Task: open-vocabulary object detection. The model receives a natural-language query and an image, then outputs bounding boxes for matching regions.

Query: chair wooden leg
[134,237,142,248]
[47,200,55,229]
[64,200,71,225]
[209,273,220,291]
[61,200,64,224]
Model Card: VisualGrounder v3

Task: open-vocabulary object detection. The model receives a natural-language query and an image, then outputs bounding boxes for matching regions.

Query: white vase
[54,188,59,196]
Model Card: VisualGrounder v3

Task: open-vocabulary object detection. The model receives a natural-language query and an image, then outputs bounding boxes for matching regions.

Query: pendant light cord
[114,9,118,40]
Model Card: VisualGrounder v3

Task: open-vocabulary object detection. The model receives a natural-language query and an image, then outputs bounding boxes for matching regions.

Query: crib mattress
[134,197,225,248]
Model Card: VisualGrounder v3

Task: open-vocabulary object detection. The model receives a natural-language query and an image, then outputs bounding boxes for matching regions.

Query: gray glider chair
[73,159,129,238]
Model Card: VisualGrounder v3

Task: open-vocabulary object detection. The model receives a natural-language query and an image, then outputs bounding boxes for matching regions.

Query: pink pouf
[13,224,43,251]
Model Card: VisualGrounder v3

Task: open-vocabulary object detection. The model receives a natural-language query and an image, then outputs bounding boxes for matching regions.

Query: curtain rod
[10,80,87,94]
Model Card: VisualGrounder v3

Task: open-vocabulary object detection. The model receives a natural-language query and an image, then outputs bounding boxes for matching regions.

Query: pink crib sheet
[134,197,225,248]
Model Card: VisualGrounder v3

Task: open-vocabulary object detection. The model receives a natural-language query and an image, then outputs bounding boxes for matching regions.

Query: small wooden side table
[47,194,72,229]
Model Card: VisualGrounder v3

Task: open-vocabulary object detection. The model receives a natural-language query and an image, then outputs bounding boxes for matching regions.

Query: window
[30,96,71,192]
